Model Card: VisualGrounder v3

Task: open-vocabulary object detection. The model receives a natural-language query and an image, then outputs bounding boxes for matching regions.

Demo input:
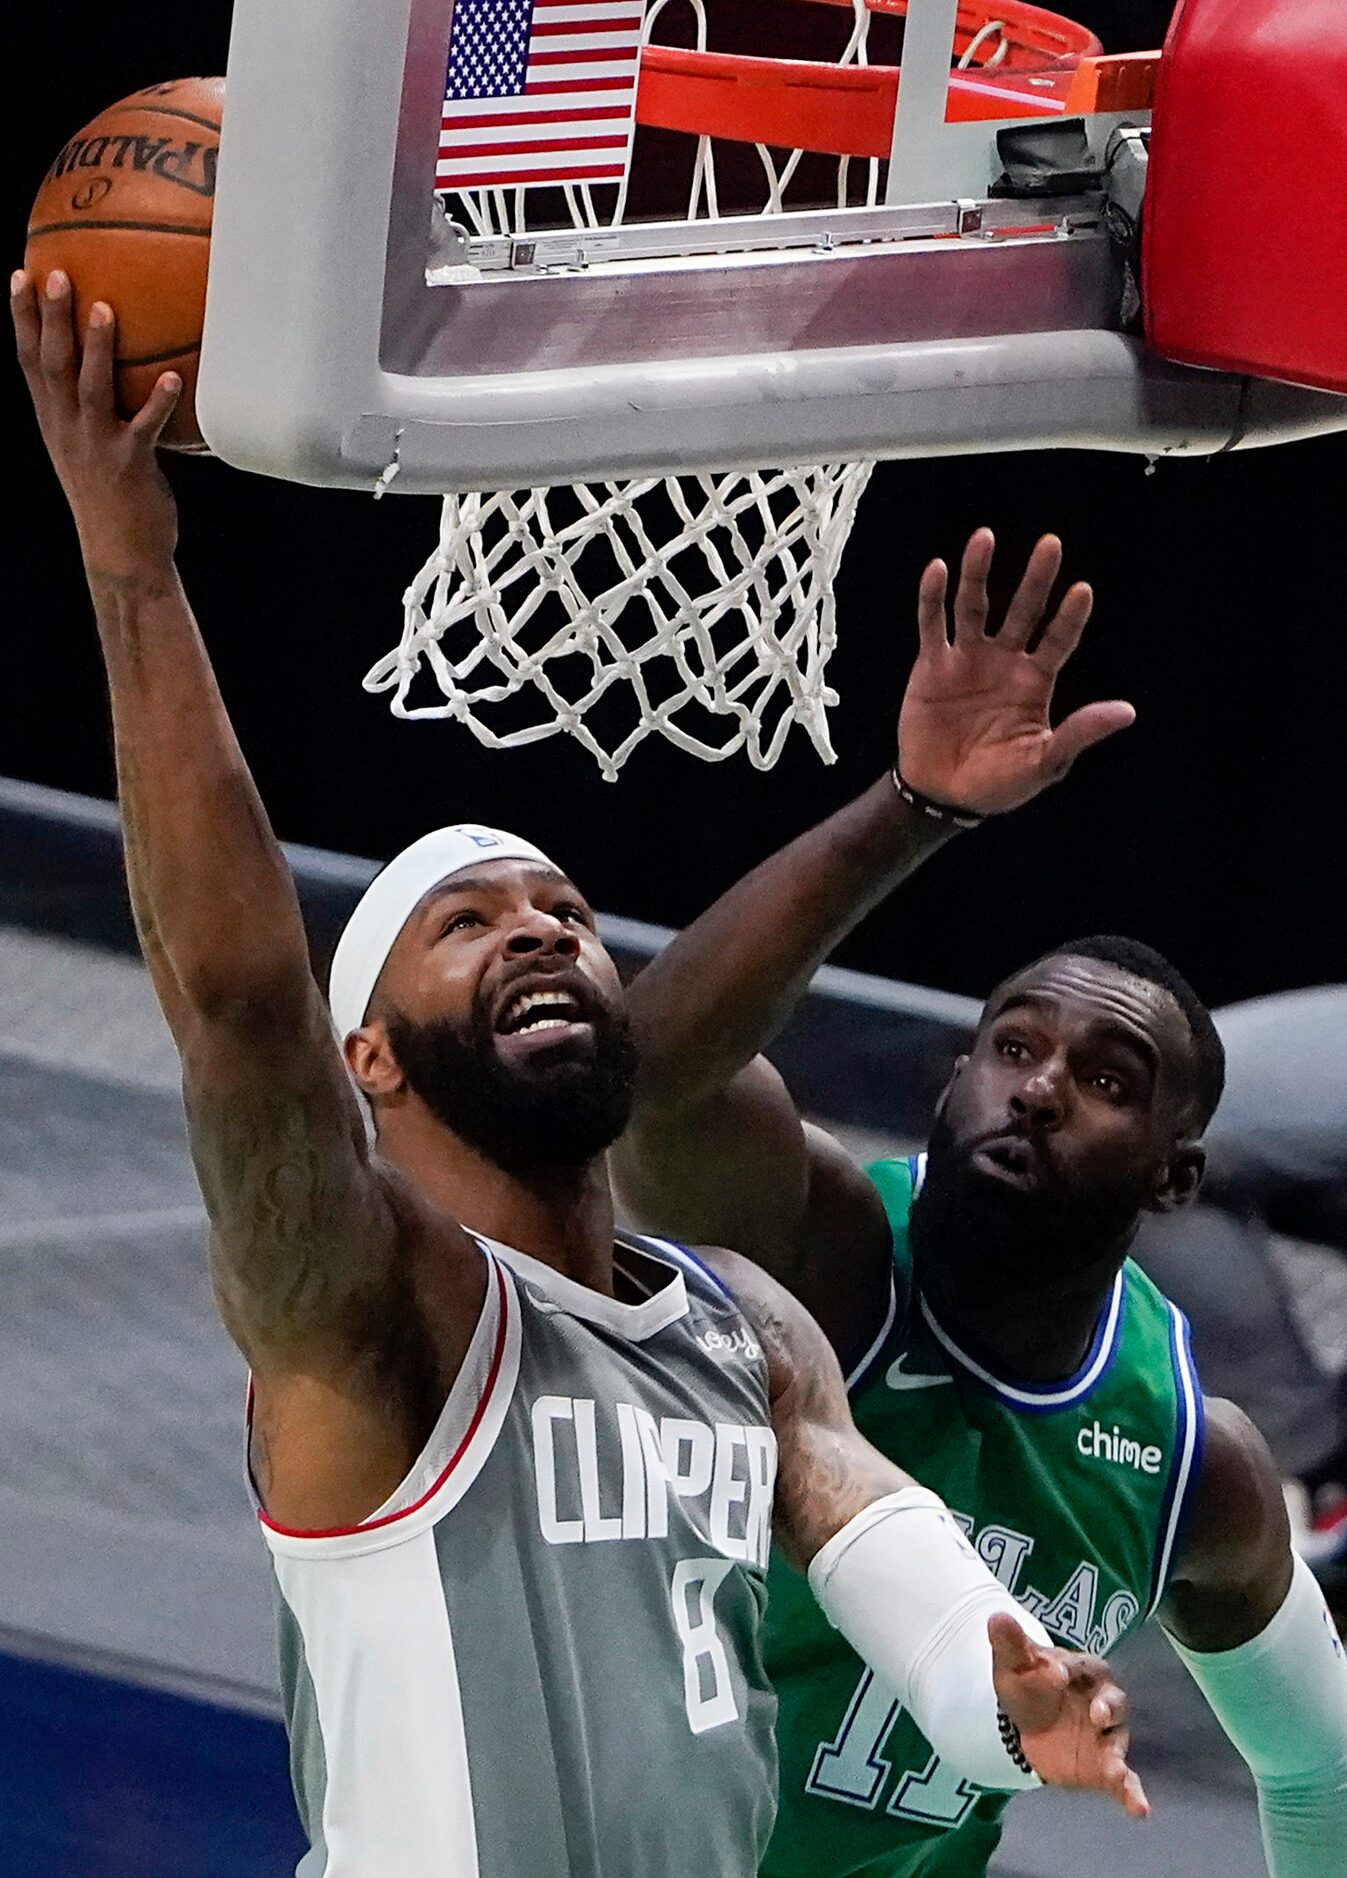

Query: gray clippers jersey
[254,1232,780,1878]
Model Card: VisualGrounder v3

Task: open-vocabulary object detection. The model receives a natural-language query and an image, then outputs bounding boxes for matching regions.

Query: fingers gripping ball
[25,77,223,451]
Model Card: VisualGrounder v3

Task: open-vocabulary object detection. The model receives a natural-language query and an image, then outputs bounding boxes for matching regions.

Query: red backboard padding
[1144,0,1347,395]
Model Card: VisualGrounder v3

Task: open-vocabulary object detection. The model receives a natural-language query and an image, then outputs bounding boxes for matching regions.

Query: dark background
[7,0,1345,1008]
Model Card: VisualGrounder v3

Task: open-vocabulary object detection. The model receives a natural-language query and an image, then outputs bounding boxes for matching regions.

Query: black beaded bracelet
[891,766,986,831]
[997,1707,1036,1778]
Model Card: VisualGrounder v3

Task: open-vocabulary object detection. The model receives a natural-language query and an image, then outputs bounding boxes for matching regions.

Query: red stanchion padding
[1144,0,1347,395]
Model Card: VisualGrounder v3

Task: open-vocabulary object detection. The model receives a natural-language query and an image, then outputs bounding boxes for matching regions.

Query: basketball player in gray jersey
[16,272,1146,1878]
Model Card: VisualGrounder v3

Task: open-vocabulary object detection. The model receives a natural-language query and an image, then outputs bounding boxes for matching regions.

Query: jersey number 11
[808,1667,981,1827]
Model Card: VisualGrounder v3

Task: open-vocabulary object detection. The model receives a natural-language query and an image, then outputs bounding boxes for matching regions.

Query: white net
[373,3,1007,776]
[368,463,874,780]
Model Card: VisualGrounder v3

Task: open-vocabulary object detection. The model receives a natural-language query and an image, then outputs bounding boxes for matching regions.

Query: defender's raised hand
[989,1613,1150,1821]
[12,268,181,572]
[897,528,1136,817]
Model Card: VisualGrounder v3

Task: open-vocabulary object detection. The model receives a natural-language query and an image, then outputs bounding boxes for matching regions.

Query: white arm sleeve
[1167,1555,1347,1878]
[807,1486,1051,1791]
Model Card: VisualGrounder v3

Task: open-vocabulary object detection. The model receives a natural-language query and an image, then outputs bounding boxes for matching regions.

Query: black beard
[909,1110,1144,1294]
[384,1001,639,1177]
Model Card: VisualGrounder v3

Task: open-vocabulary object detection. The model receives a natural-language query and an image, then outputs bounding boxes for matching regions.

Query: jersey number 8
[671,1557,740,1734]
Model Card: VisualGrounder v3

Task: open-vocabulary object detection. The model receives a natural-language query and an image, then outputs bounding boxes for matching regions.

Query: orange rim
[634,1,1155,161]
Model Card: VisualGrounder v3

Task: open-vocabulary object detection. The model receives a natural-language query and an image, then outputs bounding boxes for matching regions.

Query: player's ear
[1148,1142,1205,1214]
[345,1020,406,1100]
[933,1055,969,1119]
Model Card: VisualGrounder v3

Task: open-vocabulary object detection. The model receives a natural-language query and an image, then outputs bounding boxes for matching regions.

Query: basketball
[25,77,224,452]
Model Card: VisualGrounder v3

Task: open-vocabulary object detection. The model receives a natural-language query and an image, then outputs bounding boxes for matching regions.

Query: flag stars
[439,0,639,186]
[446,0,536,98]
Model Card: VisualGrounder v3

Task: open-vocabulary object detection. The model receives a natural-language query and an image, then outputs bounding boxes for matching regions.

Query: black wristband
[891,766,986,831]
[997,1707,1036,1778]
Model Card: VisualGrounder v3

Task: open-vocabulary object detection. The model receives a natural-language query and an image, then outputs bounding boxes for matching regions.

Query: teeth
[504,988,582,1033]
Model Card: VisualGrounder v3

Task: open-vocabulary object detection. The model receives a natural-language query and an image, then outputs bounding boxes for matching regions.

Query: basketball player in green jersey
[615,531,1347,1878]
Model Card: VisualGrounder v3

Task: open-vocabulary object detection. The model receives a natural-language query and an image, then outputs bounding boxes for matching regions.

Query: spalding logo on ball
[25,76,224,453]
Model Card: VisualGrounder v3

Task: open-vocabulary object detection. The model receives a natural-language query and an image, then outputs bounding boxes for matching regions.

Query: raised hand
[896,528,1136,817]
[12,268,181,574]
[989,1612,1150,1821]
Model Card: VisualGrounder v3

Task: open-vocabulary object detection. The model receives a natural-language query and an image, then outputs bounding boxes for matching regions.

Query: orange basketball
[25,77,224,452]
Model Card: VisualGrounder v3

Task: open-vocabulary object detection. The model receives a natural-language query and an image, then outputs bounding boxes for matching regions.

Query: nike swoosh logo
[885,1354,954,1392]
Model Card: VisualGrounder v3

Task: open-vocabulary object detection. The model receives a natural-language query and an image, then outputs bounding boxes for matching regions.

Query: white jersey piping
[920,1270,1126,1412]
[845,1276,899,1393]
[1147,1300,1205,1617]
[488,1233,690,1341]
[273,1531,482,1875]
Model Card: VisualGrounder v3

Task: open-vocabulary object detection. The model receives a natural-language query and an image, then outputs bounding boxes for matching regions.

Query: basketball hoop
[371,0,1106,777]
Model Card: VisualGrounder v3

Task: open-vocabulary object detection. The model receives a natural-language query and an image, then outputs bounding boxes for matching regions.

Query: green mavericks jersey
[762,1154,1204,1878]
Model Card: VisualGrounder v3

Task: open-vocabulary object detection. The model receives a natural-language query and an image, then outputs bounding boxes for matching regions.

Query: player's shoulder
[1194,1398,1284,1518]
[691,1244,839,1386]
[1116,1246,1182,1313]
[1171,1396,1288,1592]
[692,1241,800,1321]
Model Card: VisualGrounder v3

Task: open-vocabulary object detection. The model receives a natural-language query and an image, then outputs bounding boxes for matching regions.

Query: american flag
[438,0,647,191]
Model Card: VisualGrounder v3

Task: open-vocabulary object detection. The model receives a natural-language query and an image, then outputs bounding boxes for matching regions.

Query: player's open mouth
[494,983,595,1054]
[972,1137,1043,1192]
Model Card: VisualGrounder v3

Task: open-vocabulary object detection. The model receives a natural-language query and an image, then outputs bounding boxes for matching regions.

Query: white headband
[328,824,559,1038]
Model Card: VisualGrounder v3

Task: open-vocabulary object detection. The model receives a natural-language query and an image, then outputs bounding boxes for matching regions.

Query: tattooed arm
[76,549,400,1372]
[10,274,450,1498]
[703,1244,1148,1815]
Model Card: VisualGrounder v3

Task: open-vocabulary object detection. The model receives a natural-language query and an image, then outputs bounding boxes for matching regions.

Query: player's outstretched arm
[615,532,1134,1327]
[1162,1400,1347,1876]
[708,1245,1149,1817]
[11,271,405,1386]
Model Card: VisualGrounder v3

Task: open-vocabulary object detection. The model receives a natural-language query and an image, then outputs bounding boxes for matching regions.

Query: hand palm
[896,530,1134,817]
[1014,1663,1121,1787]
[990,1614,1149,1820]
